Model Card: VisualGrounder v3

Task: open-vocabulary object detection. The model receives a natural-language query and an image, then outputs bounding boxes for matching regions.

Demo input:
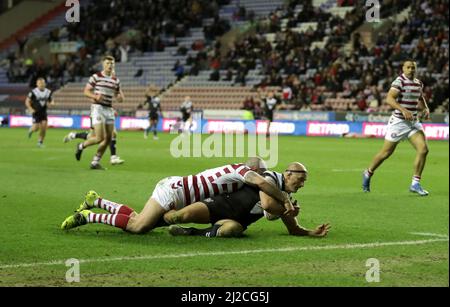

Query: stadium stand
[161,0,447,115]
[0,0,67,52]
[47,0,278,112]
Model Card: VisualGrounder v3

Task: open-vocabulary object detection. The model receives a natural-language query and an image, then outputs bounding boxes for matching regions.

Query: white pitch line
[0,238,448,270]
[331,169,364,172]
[331,169,398,173]
[409,232,449,239]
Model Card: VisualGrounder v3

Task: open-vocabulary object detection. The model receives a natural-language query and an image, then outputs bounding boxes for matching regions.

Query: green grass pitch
[0,128,448,286]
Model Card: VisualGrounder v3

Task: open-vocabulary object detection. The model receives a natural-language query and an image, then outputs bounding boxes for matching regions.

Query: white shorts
[90,104,115,126]
[385,115,424,143]
[150,176,186,211]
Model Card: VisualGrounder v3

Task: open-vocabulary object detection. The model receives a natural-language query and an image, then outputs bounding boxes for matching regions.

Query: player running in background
[179,96,193,133]
[165,162,330,238]
[61,158,295,234]
[143,95,162,140]
[25,78,55,147]
[74,56,124,169]
[261,91,280,137]
[65,65,124,164]
[362,60,431,196]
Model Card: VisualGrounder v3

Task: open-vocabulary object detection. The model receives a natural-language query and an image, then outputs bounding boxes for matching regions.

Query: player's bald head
[245,157,267,175]
[284,162,308,193]
[402,60,417,78]
[285,162,308,174]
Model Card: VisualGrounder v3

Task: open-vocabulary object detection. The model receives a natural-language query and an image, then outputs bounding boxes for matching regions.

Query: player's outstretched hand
[310,223,331,237]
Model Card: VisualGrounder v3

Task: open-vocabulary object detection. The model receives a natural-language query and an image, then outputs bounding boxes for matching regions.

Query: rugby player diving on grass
[61,158,297,234]
[164,162,331,238]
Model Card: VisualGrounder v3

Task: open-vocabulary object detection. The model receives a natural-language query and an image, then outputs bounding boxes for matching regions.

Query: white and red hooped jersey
[87,72,121,107]
[390,73,423,120]
[178,163,252,205]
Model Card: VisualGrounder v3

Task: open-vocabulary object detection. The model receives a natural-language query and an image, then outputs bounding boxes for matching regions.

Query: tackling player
[164,162,330,238]
[61,158,295,233]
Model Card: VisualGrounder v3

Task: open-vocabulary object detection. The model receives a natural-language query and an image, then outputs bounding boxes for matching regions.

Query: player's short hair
[36,77,46,85]
[103,55,115,62]
[402,59,416,66]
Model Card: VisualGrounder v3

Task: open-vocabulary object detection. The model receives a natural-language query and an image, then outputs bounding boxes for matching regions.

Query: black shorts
[265,111,274,122]
[32,112,47,124]
[203,194,263,230]
[149,113,159,121]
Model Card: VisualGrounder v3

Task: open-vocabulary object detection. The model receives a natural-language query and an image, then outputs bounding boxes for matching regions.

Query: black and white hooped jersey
[262,170,290,220]
[180,100,193,114]
[264,97,279,112]
[263,171,287,193]
[27,87,53,112]
[146,97,161,114]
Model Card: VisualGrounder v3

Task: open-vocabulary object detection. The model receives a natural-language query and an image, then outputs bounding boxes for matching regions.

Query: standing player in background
[362,60,431,196]
[65,65,124,164]
[25,78,55,147]
[74,56,124,169]
[261,91,280,137]
[179,96,193,133]
[142,94,162,140]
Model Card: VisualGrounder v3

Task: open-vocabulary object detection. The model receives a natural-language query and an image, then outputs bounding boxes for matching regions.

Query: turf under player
[362,60,430,196]
[61,158,295,233]
[74,56,124,169]
[25,78,55,147]
[164,162,330,238]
